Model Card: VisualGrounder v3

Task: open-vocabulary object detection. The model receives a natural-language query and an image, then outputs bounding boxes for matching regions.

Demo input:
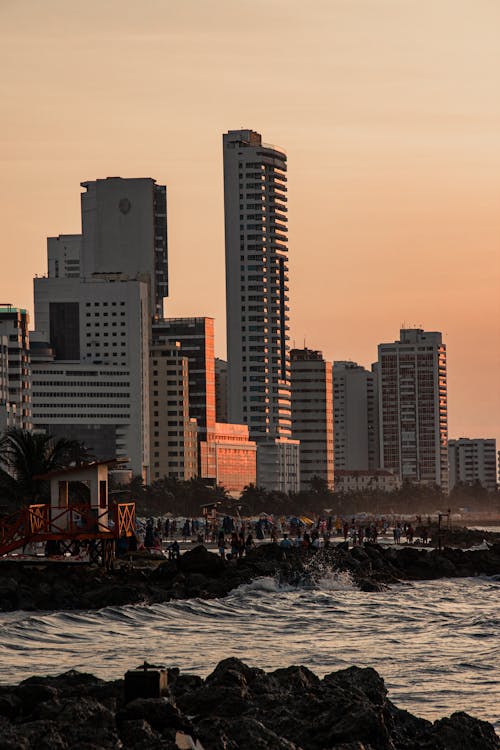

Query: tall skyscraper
[333,361,379,471]
[448,438,497,492]
[31,177,169,479]
[291,348,334,491]
[223,129,299,491]
[377,328,448,490]
[81,177,168,317]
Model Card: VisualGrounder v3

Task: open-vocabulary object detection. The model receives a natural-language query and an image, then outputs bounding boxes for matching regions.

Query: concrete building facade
[31,176,169,480]
[223,128,299,491]
[291,348,334,491]
[333,361,379,472]
[0,306,32,430]
[0,334,12,430]
[32,276,151,477]
[377,329,448,491]
[150,342,198,482]
[215,358,228,423]
[199,423,256,495]
[81,177,168,317]
[448,438,497,492]
[152,318,216,439]
[334,469,401,494]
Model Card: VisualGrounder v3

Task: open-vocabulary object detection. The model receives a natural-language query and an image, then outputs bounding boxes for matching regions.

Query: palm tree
[0,428,93,508]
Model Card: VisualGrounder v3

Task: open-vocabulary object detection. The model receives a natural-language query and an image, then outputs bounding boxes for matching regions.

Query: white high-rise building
[377,329,448,491]
[448,438,497,492]
[223,128,299,492]
[32,276,151,477]
[31,177,169,480]
[333,361,379,471]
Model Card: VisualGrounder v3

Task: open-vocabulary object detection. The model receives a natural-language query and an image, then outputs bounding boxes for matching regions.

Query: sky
[1,0,499,446]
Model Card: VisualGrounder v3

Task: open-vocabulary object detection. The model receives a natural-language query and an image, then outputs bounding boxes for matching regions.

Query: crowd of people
[116,513,434,561]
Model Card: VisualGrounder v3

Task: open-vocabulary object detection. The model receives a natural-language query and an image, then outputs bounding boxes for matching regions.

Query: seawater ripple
[0,576,498,732]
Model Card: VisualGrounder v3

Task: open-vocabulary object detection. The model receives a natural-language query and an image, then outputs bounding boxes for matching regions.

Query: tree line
[0,429,498,519]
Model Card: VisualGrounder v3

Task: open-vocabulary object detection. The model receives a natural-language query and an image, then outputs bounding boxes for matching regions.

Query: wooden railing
[0,501,136,556]
[115,502,136,538]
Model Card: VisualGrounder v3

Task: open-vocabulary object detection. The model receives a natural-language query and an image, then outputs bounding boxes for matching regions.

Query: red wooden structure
[0,461,136,566]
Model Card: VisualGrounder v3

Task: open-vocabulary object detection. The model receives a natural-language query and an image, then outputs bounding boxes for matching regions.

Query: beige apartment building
[150,342,198,482]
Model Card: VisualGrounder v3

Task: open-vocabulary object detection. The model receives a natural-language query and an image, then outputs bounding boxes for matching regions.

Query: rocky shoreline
[0,657,498,749]
[1,540,500,612]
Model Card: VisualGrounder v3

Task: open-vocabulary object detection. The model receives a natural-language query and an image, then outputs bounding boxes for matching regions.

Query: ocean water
[0,574,498,732]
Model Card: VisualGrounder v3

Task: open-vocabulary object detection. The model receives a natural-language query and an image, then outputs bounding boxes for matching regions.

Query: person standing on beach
[218,531,226,560]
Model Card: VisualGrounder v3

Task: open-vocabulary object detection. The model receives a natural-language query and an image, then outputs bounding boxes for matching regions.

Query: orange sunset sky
[1,0,499,447]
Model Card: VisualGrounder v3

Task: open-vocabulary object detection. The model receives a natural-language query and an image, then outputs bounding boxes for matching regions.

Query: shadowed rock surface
[0,658,498,749]
[0,541,500,612]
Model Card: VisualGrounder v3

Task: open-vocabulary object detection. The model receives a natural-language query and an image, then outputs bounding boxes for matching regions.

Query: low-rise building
[448,438,497,492]
[256,439,300,495]
[200,422,256,495]
[334,469,401,494]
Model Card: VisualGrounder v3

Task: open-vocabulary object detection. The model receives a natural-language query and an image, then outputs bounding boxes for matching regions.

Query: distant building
[334,469,401,494]
[0,305,31,430]
[31,176,169,479]
[256,438,300,494]
[47,234,82,279]
[32,276,151,477]
[199,423,256,495]
[223,129,299,491]
[215,358,228,423]
[291,348,334,491]
[150,342,198,482]
[448,438,497,492]
[80,177,168,317]
[377,329,448,491]
[0,334,12,430]
[152,317,216,439]
[333,361,379,471]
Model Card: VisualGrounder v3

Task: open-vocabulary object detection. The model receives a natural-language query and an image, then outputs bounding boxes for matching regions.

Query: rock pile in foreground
[0,657,498,750]
[1,541,500,612]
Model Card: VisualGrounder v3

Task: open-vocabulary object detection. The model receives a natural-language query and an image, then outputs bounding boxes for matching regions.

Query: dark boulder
[178,546,224,576]
[432,710,500,750]
[117,697,190,733]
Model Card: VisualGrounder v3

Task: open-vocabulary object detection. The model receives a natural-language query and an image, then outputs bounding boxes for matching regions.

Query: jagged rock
[206,657,264,688]
[0,692,23,720]
[1,662,498,750]
[432,710,500,750]
[196,715,298,749]
[118,697,191,734]
[117,718,163,746]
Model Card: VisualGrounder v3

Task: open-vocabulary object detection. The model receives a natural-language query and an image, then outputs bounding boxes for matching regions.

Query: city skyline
[1,0,499,448]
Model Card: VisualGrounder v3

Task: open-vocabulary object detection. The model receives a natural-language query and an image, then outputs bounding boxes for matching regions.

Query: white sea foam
[316,570,356,592]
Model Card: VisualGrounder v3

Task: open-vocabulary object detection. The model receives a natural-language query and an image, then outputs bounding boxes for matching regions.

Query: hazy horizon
[1,0,499,447]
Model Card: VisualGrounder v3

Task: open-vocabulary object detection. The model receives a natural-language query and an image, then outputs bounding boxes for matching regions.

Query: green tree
[0,428,93,509]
